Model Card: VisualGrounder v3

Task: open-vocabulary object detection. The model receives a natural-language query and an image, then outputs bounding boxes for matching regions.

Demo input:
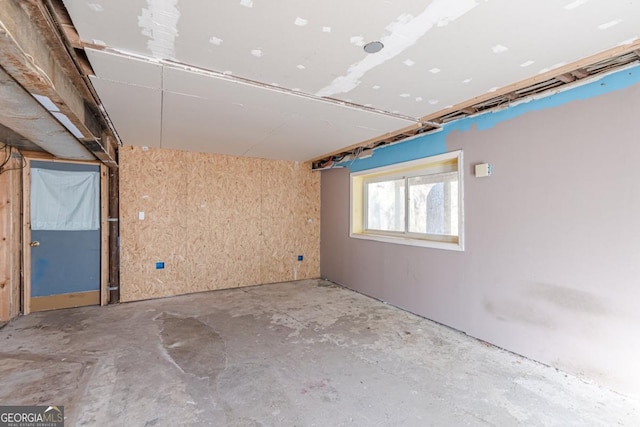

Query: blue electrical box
[156,262,165,269]
[297,255,303,261]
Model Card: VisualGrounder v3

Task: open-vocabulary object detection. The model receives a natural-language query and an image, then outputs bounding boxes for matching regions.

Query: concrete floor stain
[157,313,227,380]
[0,279,638,426]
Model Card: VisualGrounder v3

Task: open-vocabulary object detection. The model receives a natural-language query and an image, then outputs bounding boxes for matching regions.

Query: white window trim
[350,150,464,251]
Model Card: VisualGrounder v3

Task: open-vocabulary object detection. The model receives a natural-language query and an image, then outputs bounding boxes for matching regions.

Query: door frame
[22,154,109,314]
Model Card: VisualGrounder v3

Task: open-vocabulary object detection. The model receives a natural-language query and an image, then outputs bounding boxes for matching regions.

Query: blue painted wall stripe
[346,64,640,172]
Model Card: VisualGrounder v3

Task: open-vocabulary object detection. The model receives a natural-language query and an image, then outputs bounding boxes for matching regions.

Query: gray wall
[320,83,640,395]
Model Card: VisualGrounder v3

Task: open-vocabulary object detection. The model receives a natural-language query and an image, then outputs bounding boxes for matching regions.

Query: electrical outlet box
[156,262,165,269]
[297,255,304,261]
[475,163,493,177]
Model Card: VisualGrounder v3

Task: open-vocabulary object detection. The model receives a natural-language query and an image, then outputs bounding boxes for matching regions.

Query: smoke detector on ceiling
[363,41,384,54]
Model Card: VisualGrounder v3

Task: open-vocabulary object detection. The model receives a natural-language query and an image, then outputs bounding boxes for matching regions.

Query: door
[28,161,101,312]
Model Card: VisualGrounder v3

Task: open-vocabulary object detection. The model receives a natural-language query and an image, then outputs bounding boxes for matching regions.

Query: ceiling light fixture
[363,41,384,54]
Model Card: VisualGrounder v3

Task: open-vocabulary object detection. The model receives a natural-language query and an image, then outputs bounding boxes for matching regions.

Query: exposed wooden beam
[48,0,72,25]
[0,153,21,322]
[0,67,94,160]
[76,52,94,77]
[572,68,590,79]
[556,73,576,83]
[61,23,82,49]
[0,0,117,167]
[505,92,518,101]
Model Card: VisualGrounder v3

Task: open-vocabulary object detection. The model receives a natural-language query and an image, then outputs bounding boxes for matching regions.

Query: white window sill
[350,232,464,251]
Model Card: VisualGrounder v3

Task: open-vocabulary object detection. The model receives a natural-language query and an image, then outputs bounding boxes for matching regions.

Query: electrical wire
[0,143,11,170]
[0,144,26,175]
[349,147,364,167]
[1,156,27,174]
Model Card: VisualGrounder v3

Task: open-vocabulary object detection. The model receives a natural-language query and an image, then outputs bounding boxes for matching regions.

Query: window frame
[350,150,464,251]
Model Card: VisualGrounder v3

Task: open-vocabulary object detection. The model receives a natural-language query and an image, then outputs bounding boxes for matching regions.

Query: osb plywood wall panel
[119,146,320,301]
[260,161,320,284]
[185,153,263,292]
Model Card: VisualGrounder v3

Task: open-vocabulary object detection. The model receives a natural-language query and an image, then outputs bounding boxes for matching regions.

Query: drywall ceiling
[62,0,640,161]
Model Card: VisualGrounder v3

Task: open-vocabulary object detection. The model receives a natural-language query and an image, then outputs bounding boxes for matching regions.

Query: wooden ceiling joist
[0,0,117,166]
[571,68,590,79]
[556,73,576,83]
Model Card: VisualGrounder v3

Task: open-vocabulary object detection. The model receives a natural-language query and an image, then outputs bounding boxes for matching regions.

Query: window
[351,150,463,250]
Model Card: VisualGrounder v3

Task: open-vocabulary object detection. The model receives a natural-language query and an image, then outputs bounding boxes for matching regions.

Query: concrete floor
[1,279,638,426]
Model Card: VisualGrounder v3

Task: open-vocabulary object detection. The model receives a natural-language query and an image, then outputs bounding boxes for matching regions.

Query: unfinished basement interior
[1,0,640,425]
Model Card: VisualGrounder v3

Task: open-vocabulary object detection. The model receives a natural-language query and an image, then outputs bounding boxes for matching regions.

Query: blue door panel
[30,161,100,298]
[31,230,100,297]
